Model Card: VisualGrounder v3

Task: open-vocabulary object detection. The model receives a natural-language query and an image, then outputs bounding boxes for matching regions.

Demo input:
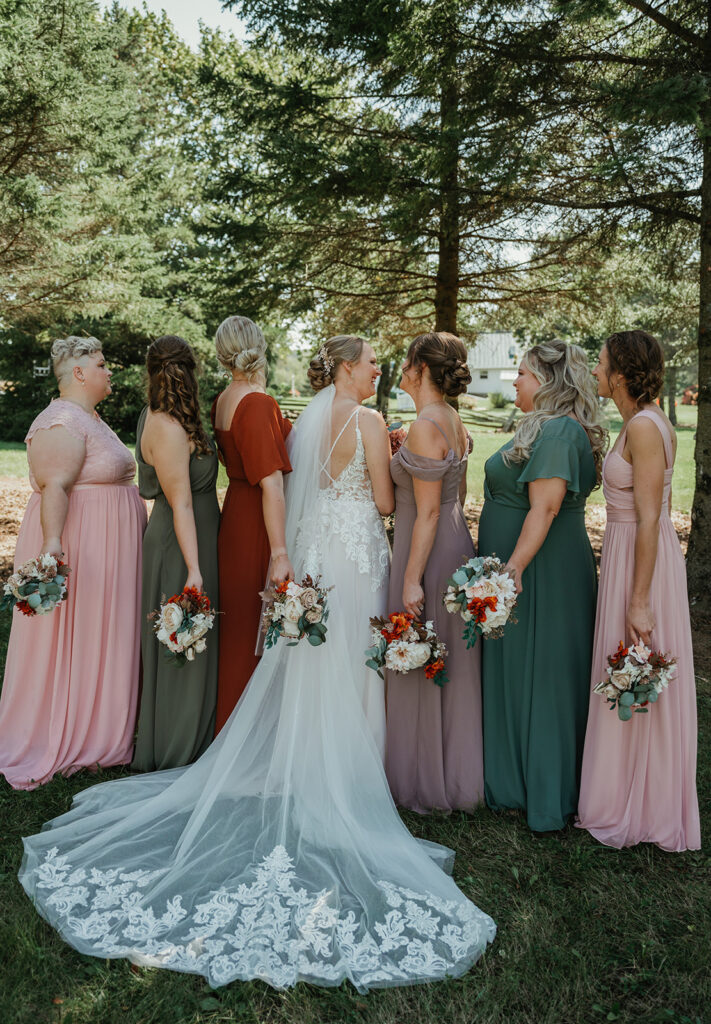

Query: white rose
[629,643,651,664]
[160,602,184,634]
[305,604,322,624]
[190,614,210,641]
[610,669,633,692]
[281,618,301,637]
[603,683,619,700]
[194,638,207,654]
[385,640,431,673]
[299,587,318,609]
[286,581,301,598]
[283,597,303,623]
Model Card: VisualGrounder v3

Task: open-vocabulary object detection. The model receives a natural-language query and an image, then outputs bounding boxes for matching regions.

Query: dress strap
[418,415,462,455]
[629,409,674,469]
[321,405,361,482]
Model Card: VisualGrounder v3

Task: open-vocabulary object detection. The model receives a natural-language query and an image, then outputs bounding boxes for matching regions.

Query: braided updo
[215,315,268,383]
[307,335,365,391]
[404,332,472,398]
[146,336,211,456]
[605,330,665,407]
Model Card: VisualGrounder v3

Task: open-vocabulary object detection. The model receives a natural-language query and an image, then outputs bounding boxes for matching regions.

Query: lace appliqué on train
[302,423,389,592]
[34,845,491,990]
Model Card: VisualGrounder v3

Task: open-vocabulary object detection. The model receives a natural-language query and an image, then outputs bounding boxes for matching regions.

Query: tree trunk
[376,361,395,418]
[687,48,711,617]
[667,365,677,426]
[433,56,459,335]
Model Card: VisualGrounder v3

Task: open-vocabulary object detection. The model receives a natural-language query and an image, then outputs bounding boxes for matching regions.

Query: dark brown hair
[605,330,665,407]
[404,331,472,398]
[146,336,211,456]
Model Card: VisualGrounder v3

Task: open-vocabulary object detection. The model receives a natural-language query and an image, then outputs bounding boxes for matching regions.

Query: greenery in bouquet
[261,575,331,649]
[151,586,216,666]
[1,555,71,616]
[443,555,517,648]
[593,641,677,721]
[366,612,448,687]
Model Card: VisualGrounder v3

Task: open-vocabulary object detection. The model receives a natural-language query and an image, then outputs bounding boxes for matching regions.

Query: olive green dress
[478,416,597,831]
[131,407,220,771]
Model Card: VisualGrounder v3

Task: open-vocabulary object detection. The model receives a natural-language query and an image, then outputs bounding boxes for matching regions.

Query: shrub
[489,391,508,409]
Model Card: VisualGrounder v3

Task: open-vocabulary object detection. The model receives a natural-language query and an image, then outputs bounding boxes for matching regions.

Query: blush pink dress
[0,399,146,789]
[577,409,700,851]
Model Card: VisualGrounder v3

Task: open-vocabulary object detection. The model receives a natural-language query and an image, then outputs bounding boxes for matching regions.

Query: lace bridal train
[19,386,495,992]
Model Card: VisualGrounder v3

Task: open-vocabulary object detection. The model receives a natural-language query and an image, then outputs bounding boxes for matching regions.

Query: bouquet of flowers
[593,641,677,721]
[443,555,517,648]
[260,575,331,649]
[1,554,71,616]
[151,586,216,665]
[366,612,448,686]
[387,420,408,456]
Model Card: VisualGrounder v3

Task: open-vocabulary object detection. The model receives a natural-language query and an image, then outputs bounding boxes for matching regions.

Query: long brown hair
[146,336,211,456]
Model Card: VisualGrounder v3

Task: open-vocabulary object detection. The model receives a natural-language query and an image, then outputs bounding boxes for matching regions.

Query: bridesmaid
[577,330,700,851]
[478,340,607,832]
[131,337,220,771]
[0,336,145,788]
[386,331,485,813]
[211,316,293,733]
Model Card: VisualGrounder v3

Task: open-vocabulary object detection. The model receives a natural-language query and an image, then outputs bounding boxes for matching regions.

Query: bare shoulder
[144,410,189,447]
[626,412,667,454]
[358,406,388,436]
[406,416,446,456]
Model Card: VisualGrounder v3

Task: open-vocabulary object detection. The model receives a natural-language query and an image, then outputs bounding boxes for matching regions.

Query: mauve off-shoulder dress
[385,428,485,813]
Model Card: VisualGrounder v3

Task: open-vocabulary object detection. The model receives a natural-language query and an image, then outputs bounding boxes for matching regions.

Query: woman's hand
[40,536,64,559]
[626,598,655,646]
[403,578,424,618]
[184,570,203,593]
[504,562,523,595]
[269,552,294,585]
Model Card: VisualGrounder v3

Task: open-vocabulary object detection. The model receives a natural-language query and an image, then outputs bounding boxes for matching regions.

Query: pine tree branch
[622,0,704,49]
[526,189,701,224]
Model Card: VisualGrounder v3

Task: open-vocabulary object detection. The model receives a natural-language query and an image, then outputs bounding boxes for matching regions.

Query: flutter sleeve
[515,421,582,495]
[25,401,89,446]
[396,445,457,482]
[238,394,293,486]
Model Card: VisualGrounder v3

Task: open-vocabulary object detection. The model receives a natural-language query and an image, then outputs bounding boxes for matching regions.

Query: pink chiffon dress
[0,399,146,789]
[577,409,700,851]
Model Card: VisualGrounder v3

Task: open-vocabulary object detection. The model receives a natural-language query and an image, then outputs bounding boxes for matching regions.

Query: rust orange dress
[212,392,292,733]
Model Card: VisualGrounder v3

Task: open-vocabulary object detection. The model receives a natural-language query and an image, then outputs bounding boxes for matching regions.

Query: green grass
[0,599,708,1024]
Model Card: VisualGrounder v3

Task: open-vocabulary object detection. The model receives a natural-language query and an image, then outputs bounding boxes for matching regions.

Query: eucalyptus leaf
[619,691,635,707]
[618,705,633,721]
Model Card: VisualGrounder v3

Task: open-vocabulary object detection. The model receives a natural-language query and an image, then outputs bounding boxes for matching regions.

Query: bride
[19,335,495,992]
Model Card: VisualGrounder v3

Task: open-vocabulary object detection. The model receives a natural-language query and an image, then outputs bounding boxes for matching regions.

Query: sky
[98,0,246,47]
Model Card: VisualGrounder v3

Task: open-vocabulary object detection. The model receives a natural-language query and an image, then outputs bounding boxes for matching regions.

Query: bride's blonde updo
[215,316,268,383]
[503,339,608,484]
[308,335,365,391]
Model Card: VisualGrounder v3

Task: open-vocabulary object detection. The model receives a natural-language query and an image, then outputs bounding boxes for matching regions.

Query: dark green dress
[131,407,220,771]
[478,416,597,831]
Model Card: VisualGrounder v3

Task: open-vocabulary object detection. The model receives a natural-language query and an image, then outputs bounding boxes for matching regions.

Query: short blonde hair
[51,336,102,383]
[214,316,268,382]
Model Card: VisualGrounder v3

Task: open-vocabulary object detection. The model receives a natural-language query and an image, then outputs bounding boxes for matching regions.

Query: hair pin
[318,345,335,375]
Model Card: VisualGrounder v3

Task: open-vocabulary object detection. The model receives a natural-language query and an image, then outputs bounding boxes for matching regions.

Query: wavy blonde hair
[215,315,268,383]
[503,340,608,484]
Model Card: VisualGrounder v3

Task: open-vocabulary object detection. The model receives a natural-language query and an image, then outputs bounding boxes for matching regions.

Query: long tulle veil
[18,385,495,991]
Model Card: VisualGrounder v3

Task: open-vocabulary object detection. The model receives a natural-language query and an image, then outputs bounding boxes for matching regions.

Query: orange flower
[425,659,445,679]
[16,599,33,616]
[275,580,290,595]
[466,595,497,623]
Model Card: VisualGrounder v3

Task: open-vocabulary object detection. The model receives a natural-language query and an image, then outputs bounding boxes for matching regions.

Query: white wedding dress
[19,385,495,992]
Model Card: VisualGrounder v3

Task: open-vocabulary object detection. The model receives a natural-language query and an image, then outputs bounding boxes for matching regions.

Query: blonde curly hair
[503,340,608,485]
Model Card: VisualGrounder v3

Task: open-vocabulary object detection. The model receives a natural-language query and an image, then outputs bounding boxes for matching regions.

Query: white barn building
[467,331,522,401]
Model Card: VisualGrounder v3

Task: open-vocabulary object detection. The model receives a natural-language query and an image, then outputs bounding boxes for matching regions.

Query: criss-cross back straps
[321,406,360,483]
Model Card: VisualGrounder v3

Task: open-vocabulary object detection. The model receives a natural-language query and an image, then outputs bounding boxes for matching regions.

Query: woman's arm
[400,418,445,616]
[361,409,395,516]
[260,471,295,583]
[30,427,86,557]
[146,415,203,591]
[626,416,666,645]
[504,476,568,593]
